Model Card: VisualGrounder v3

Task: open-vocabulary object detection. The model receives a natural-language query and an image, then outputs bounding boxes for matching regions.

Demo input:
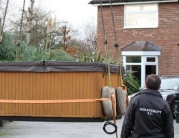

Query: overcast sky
[10,0,97,37]
[43,0,97,26]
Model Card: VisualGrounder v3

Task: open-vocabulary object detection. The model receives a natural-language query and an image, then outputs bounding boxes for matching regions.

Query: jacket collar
[141,89,163,98]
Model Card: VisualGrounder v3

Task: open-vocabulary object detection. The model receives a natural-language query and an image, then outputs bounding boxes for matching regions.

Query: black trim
[89,0,177,4]
[0,116,122,122]
[0,61,124,74]
[0,116,104,122]
[0,120,3,127]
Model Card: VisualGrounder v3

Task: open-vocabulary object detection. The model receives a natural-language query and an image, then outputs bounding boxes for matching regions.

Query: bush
[0,32,16,61]
[18,42,75,61]
[0,32,75,62]
[123,71,141,95]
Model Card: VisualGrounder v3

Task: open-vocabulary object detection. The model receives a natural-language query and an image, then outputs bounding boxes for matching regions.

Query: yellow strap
[0,98,110,104]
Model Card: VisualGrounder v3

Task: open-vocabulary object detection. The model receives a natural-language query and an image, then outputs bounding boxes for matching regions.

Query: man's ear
[145,84,148,89]
[157,86,161,90]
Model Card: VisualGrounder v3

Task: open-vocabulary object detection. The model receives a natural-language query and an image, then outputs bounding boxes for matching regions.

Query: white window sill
[123,26,158,29]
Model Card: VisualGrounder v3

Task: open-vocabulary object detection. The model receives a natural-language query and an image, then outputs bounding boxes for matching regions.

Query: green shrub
[123,71,141,95]
[18,42,75,61]
[0,32,16,61]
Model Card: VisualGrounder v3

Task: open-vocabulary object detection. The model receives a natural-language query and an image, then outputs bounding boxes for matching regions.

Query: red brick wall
[97,3,179,76]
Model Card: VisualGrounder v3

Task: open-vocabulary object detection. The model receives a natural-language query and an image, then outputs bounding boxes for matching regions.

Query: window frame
[124,4,159,29]
[122,52,160,88]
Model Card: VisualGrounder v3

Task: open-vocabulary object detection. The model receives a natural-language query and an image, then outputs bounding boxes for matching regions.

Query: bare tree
[10,6,79,49]
[0,0,5,17]
[26,0,35,44]
[82,19,97,53]
[0,0,21,32]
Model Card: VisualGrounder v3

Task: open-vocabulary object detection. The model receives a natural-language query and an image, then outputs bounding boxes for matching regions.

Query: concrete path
[0,117,179,138]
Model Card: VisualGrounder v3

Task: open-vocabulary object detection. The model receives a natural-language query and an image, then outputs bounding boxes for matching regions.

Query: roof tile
[121,41,161,51]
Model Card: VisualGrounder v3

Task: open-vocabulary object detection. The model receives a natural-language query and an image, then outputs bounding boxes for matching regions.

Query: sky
[43,0,97,27]
[10,0,97,37]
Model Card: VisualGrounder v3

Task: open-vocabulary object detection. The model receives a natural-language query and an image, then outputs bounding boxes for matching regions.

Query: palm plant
[123,70,141,95]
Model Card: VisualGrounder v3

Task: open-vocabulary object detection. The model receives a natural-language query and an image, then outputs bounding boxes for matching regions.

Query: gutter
[89,0,178,6]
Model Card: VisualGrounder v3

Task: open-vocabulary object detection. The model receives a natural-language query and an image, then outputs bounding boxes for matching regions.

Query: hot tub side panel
[0,72,121,119]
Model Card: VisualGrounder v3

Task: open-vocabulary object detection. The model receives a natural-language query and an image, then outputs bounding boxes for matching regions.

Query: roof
[121,41,161,51]
[89,0,178,4]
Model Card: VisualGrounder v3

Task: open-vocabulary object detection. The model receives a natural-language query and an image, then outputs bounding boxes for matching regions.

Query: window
[126,65,141,82]
[124,4,158,28]
[126,56,141,63]
[146,57,155,62]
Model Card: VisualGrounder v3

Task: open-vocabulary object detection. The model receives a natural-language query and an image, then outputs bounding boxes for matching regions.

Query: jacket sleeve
[120,98,136,138]
[163,104,174,138]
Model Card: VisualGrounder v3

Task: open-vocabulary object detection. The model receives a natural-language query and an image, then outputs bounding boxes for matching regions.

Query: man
[121,74,174,138]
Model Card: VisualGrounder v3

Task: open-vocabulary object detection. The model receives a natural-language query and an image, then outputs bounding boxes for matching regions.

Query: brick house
[89,0,179,87]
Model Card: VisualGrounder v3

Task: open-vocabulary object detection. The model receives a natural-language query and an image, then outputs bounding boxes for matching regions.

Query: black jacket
[121,89,174,138]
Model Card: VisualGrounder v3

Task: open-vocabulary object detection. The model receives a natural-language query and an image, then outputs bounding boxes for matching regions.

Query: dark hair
[146,74,161,90]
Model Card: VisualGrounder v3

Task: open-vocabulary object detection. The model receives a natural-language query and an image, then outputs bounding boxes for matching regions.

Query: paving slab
[0,117,178,138]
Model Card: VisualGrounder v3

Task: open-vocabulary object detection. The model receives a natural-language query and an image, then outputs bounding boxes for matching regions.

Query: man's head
[145,74,161,90]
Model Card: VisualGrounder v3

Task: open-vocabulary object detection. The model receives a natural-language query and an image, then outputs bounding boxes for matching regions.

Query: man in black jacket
[121,74,174,138]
